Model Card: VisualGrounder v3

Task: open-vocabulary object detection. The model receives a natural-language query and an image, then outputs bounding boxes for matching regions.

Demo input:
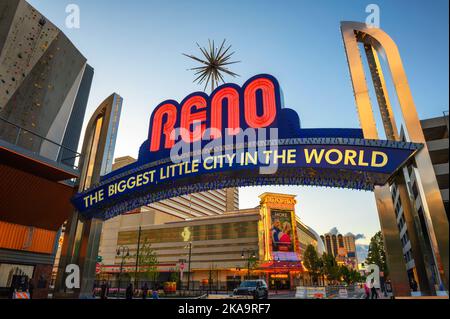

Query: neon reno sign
[149,75,280,152]
[73,74,421,220]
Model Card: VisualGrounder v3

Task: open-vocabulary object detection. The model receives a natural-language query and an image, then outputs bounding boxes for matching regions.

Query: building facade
[96,192,323,291]
[320,230,358,269]
[0,0,93,298]
[391,114,449,294]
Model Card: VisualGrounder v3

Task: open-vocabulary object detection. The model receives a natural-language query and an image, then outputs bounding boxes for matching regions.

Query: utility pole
[241,249,256,280]
[134,226,142,288]
[187,242,192,291]
[116,246,129,298]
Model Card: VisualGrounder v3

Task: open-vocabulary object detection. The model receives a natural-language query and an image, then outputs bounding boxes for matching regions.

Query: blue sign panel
[72,74,421,220]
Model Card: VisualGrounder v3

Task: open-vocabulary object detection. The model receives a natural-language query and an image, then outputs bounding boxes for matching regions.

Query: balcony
[0,117,81,181]
[0,117,81,230]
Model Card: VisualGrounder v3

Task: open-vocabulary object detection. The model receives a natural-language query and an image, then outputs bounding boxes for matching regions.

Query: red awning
[258,260,304,272]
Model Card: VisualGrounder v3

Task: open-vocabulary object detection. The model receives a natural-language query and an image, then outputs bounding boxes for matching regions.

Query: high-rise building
[391,114,449,294]
[343,233,357,253]
[0,0,93,298]
[320,229,358,269]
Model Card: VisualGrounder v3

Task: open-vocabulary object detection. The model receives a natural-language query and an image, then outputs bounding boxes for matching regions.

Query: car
[233,280,269,299]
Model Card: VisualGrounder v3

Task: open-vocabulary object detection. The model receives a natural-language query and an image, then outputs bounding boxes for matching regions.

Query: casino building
[320,230,358,269]
[97,185,324,291]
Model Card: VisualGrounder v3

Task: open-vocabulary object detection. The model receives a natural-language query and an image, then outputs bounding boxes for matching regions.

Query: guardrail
[0,117,82,170]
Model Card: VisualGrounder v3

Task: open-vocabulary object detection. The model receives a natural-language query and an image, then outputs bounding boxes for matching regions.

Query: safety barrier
[13,291,30,299]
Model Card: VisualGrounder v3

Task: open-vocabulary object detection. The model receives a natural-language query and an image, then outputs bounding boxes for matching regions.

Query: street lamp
[116,245,130,298]
[275,257,281,294]
[241,249,257,280]
[185,242,192,292]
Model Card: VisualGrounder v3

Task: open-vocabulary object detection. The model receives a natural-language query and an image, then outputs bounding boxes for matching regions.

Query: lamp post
[134,226,142,289]
[275,257,280,294]
[241,249,257,280]
[186,242,192,292]
[116,245,130,298]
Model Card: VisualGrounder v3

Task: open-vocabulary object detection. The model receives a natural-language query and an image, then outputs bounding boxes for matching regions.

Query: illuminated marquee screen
[270,210,299,261]
[271,210,294,252]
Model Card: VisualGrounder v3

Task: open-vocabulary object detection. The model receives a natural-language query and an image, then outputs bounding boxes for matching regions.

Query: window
[118,221,258,245]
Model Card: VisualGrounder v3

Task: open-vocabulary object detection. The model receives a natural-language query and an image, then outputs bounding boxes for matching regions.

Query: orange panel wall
[0,221,57,254]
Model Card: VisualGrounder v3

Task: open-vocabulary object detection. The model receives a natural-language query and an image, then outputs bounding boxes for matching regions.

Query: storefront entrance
[269,274,290,290]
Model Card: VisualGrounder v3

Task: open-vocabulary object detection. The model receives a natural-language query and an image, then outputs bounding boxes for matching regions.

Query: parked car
[233,280,268,299]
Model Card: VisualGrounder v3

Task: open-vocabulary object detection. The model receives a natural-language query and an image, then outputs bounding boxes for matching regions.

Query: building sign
[72,74,422,220]
[270,274,289,279]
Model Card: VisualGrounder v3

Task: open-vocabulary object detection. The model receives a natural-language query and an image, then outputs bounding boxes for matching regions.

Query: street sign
[179,262,185,282]
[338,288,348,299]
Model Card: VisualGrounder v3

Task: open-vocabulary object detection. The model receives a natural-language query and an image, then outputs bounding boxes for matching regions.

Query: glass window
[118,221,258,245]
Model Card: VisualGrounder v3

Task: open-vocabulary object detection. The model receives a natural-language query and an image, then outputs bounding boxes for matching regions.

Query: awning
[258,260,304,272]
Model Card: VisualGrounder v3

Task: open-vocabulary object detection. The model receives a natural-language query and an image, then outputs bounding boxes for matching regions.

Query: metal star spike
[183,39,240,92]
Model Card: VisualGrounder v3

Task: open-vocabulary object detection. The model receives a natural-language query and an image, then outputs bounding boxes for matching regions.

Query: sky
[29,0,449,244]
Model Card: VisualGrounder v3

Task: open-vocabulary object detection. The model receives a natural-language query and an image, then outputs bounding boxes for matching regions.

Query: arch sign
[73,74,421,220]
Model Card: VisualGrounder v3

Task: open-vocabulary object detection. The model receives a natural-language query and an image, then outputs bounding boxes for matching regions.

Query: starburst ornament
[184,39,240,92]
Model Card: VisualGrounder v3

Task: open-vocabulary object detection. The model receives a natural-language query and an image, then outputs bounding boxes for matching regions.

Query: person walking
[370,282,378,299]
[28,279,34,299]
[100,282,109,299]
[410,278,418,292]
[126,283,134,300]
[363,282,370,299]
[142,283,149,300]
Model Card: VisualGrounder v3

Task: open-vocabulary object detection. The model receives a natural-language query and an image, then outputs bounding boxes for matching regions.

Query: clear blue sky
[29,0,449,243]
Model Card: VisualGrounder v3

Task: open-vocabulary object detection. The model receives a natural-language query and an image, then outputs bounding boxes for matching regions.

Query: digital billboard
[271,210,295,253]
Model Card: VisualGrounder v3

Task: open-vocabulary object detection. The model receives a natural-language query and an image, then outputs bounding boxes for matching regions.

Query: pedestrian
[9,282,16,299]
[126,283,134,300]
[28,279,34,299]
[370,282,378,299]
[363,282,370,299]
[142,283,149,300]
[100,282,108,299]
[410,278,418,292]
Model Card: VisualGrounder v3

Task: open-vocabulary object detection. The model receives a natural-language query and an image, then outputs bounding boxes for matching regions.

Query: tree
[135,238,159,286]
[168,268,179,283]
[366,231,389,277]
[303,245,321,285]
[246,254,259,279]
[339,266,362,285]
[322,253,340,284]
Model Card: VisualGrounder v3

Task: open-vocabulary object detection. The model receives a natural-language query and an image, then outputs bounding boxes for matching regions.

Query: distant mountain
[356,244,369,263]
